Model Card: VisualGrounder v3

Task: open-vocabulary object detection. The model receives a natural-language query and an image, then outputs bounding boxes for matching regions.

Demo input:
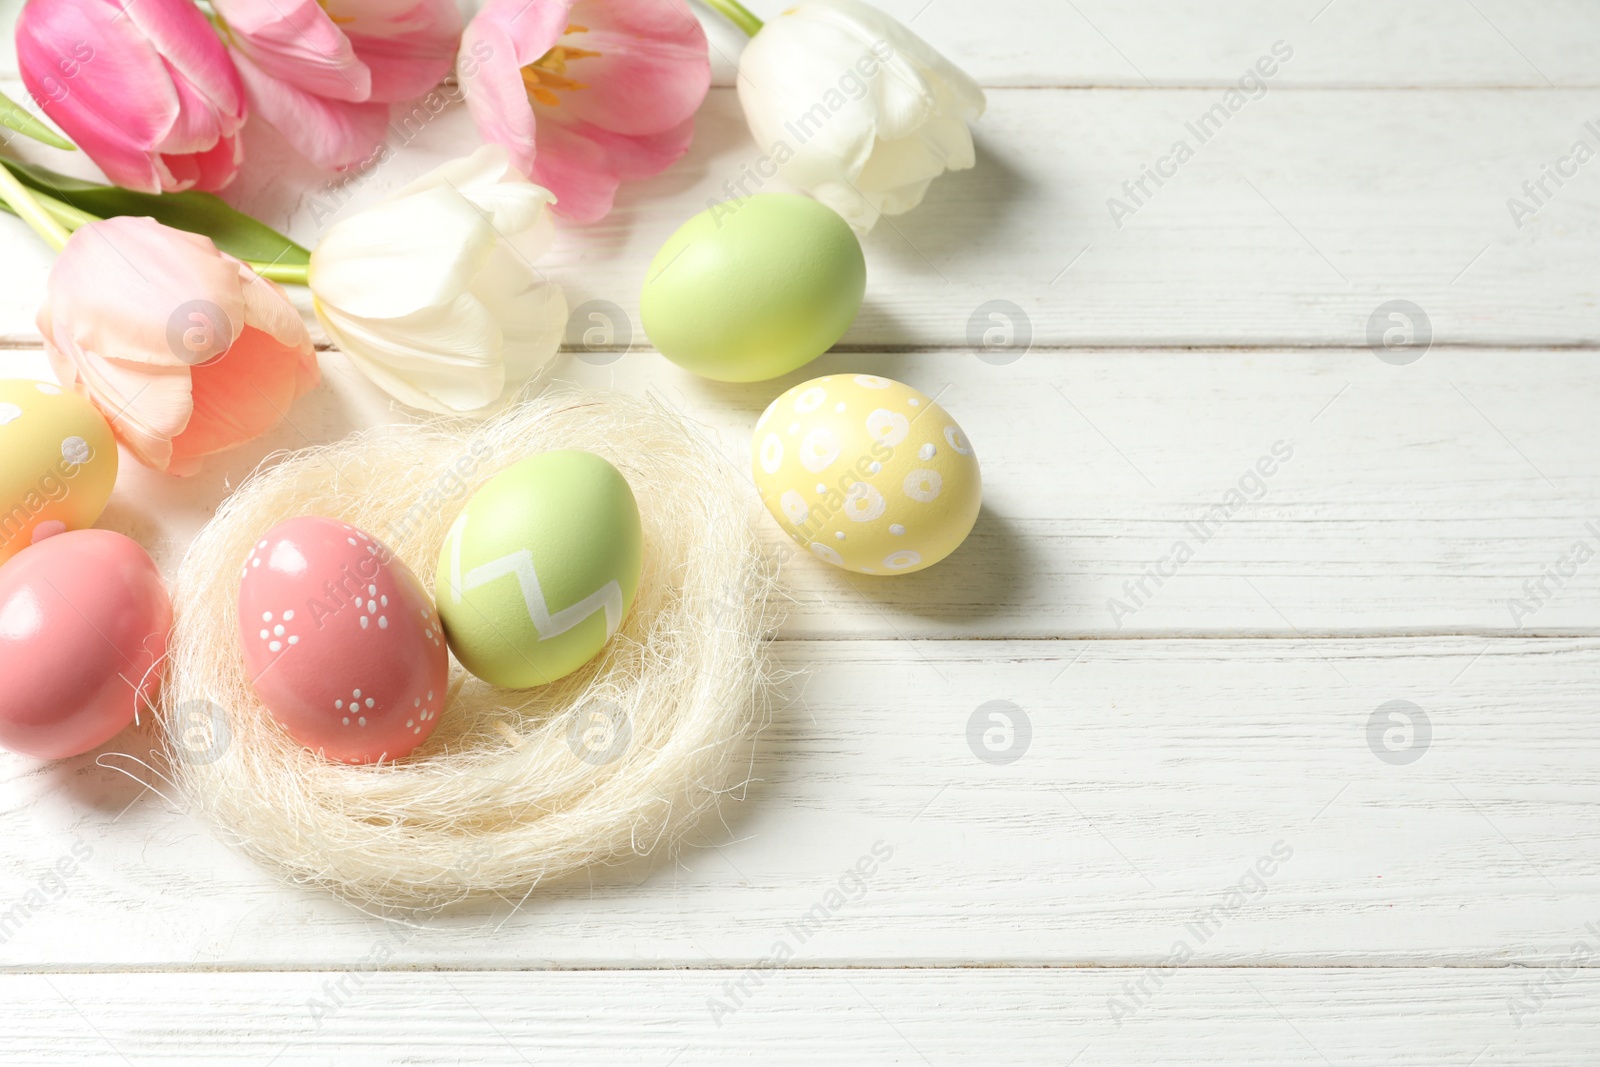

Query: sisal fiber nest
[154,389,779,910]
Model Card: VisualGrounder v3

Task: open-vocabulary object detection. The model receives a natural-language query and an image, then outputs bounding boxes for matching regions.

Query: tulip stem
[248,261,310,285]
[0,185,98,233]
[703,0,763,36]
[0,159,71,251]
[36,196,97,232]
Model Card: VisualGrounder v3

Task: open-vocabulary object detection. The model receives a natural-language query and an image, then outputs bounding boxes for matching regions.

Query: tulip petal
[313,147,561,331]
[311,185,499,319]
[46,217,246,369]
[345,0,463,103]
[231,46,389,170]
[471,241,565,382]
[212,0,372,103]
[574,114,697,182]
[52,344,192,472]
[318,294,506,413]
[498,282,566,385]
[798,0,984,122]
[171,325,317,469]
[17,0,178,145]
[458,0,705,221]
[735,19,878,173]
[392,143,557,238]
[457,0,567,180]
[525,121,622,224]
[572,0,704,42]
[557,0,709,137]
[16,0,177,191]
[190,133,247,192]
[235,260,317,356]
[857,120,967,193]
[163,68,234,154]
[18,0,245,193]
[465,0,573,68]
[528,114,696,222]
[42,107,166,193]
[124,0,247,125]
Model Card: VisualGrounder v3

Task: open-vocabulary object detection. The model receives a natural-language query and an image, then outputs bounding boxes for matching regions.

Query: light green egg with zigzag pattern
[436,450,643,689]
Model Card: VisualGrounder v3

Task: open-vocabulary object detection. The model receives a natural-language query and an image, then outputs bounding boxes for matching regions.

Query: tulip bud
[17,0,247,193]
[735,0,986,232]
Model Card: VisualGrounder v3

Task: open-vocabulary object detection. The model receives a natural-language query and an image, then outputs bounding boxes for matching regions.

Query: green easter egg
[640,194,867,383]
[436,450,643,689]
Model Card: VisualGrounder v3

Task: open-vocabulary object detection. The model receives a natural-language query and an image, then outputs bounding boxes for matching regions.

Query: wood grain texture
[4,968,1598,1064]
[1,638,1596,971]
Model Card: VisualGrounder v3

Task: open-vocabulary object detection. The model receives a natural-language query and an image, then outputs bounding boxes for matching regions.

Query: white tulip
[309,145,567,414]
[734,0,985,233]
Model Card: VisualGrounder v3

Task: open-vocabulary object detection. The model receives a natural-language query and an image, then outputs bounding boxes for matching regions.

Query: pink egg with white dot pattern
[237,516,448,764]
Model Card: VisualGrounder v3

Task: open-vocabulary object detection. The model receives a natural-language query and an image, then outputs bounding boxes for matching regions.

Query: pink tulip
[16,0,247,193]
[213,0,462,171]
[38,217,319,476]
[458,0,711,223]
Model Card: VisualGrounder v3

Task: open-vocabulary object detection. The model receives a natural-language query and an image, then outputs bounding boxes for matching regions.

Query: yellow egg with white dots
[0,378,117,568]
[752,374,981,575]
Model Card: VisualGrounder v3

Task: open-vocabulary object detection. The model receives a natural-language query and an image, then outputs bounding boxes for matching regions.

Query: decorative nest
[154,389,779,910]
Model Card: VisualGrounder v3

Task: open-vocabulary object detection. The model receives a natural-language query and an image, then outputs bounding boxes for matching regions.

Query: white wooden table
[3,1,1600,1061]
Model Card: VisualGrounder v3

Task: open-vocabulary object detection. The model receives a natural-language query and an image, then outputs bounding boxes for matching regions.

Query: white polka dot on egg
[60,436,91,465]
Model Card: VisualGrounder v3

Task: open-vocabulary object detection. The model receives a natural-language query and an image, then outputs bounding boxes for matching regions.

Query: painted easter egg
[0,530,170,759]
[436,450,643,689]
[639,194,866,382]
[238,517,448,764]
[752,374,982,575]
[0,378,117,567]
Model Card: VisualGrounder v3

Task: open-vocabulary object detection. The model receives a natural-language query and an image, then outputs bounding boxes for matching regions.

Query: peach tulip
[38,217,319,476]
[213,0,462,170]
[458,0,711,223]
[16,0,247,193]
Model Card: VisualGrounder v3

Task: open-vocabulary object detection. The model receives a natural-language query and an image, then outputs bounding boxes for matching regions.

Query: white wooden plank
[4,1,1600,87]
[2,88,1597,348]
[3,347,1596,640]
[1,637,1597,970]
[754,0,1600,88]
[3,968,1598,1064]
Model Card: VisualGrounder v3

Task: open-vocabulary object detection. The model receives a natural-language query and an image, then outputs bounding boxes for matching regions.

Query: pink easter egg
[0,530,170,759]
[238,517,448,764]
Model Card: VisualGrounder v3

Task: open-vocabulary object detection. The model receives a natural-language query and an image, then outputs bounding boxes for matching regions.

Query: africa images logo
[1106,41,1294,228]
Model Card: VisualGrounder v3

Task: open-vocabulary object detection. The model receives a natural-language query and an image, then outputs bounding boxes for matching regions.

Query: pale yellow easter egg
[0,379,117,568]
[752,374,981,575]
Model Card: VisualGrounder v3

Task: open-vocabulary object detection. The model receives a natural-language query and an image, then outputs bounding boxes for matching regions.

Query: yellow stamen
[519,25,599,108]
[521,66,589,95]
[316,0,355,23]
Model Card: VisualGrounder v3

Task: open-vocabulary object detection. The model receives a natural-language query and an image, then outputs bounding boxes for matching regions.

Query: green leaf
[0,89,74,151]
[0,159,311,267]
